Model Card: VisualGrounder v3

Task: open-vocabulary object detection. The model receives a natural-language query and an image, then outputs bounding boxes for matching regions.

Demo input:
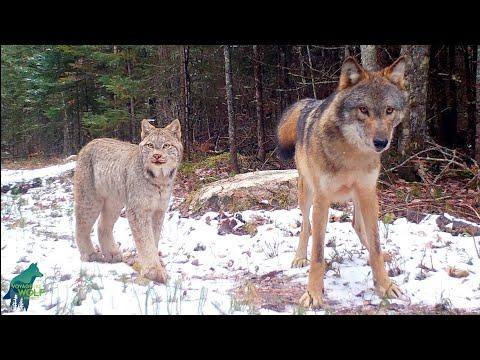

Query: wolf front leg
[299,192,329,309]
[356,186,402,299]
[127,208,167,284]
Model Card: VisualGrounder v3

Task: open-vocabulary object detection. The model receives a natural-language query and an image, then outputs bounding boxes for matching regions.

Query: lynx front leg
[356,187,402,299]
[152,210,166,250]
[292,176,313,268]
[127,208,167,284]
[299,192,329,309]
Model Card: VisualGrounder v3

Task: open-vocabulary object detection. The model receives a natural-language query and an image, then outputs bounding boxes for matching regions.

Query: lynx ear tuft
[141,119,156,140]
[339,57,368,90]
[165,119,181,141]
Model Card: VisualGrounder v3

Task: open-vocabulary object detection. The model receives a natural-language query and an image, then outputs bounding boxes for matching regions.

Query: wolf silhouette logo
[3,263,43,311]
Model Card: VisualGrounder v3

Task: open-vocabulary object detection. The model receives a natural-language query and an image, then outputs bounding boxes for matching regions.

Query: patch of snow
[1,164,479,315]
[1,162,76,186]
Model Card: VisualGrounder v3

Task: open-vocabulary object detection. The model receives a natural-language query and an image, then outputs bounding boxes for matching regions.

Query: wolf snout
[373,138,389,151]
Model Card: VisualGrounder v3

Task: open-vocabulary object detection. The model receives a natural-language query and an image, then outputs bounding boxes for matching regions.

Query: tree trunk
[464,45,477,159]
[398,45,431,156]
[297,46,307,99]
[182,45,191,159]
[476,46,480,163]
[74,83,81,152]
[344,45,353,59]
[253,45,266,162]
[61,92,73,156]
[360,45,379,71]
[126,59,136,143]
[306,45,317,99]
[223,45,240,173]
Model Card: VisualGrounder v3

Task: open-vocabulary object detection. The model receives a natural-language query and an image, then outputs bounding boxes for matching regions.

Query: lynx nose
[152,153,166,163]
[373,138,388,151]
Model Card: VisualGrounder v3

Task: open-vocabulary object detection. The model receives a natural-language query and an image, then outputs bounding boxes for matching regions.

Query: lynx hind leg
[75,193,104,262]
[292,176,312,268]
[74,153,104,262]
[97,200,123,263]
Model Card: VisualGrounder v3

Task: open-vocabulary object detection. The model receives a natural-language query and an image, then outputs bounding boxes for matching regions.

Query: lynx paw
[81,251,104,262]
[375,281,403,299]
[299,290,323,309]
[103,250,123,263]
[142,264,168,284]
[291,257,309,268]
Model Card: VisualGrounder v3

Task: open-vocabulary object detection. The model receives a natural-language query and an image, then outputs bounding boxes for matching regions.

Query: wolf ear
[384,56,406,88]
[141,119,156,140]
[339,57,367,90]
[164,119,181,141]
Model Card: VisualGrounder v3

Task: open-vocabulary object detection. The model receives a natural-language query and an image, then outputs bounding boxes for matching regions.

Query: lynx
[74,119,183,283]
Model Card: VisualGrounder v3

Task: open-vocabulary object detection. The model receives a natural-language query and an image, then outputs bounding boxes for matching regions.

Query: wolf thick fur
[277,57,408,308]
[74,119,183,284]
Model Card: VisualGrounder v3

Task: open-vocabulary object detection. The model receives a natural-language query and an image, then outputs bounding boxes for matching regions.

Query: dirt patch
[232,270,305,312]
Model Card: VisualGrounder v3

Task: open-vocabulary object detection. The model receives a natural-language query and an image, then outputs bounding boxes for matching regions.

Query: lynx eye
[145,143,154,149]
[386,106,394,115]
[359,106,369,115]
[163,144,172,150]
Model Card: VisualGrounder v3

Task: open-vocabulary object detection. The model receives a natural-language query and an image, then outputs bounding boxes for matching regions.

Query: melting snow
[1,163,479,314]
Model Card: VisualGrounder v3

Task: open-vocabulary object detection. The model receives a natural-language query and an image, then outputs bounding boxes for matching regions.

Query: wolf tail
[276,102,302,161]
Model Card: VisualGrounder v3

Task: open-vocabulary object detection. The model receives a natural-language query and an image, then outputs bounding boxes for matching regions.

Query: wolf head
[27,263,43,278]
[139,119,183,180]
[336,56,408,154]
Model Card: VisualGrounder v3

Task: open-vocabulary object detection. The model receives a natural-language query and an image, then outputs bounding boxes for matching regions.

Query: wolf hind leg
[292,176,313,268]
[352,198,392,263]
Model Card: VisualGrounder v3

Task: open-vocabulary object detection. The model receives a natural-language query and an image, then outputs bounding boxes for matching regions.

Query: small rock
[194,243,206,251]
[12,265,23,274]
[60,274,72,281]
[191,259,200,266]
[446,266,469,278]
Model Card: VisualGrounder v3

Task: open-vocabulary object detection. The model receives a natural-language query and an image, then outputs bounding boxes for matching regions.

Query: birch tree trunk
[223,45,240,173]
[360,45,379,71]
[306,45,317,99]
[398,45,431,156]
[253,45,265,162]
[476,46,480,163]
[182,45,191,159]
[126,59,136,143]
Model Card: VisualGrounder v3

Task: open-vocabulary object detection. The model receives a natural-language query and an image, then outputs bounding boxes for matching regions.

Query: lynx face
[140,119,183,180]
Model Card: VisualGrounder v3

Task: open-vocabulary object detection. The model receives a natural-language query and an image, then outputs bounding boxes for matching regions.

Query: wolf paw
[102,250,123,263]
[142,264,168,284]
[81,251,104,262]
[299,290,323,309]
[291,257,309,268]
[375,281,403,299]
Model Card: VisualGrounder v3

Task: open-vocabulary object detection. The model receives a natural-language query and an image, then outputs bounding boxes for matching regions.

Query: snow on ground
[1,161,76,186]
[1,163,479,314]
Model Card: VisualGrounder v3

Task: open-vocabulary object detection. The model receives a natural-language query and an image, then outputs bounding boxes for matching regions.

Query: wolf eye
[386,107,394,114]
[359,106,369,115]
[145,143,154,149]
